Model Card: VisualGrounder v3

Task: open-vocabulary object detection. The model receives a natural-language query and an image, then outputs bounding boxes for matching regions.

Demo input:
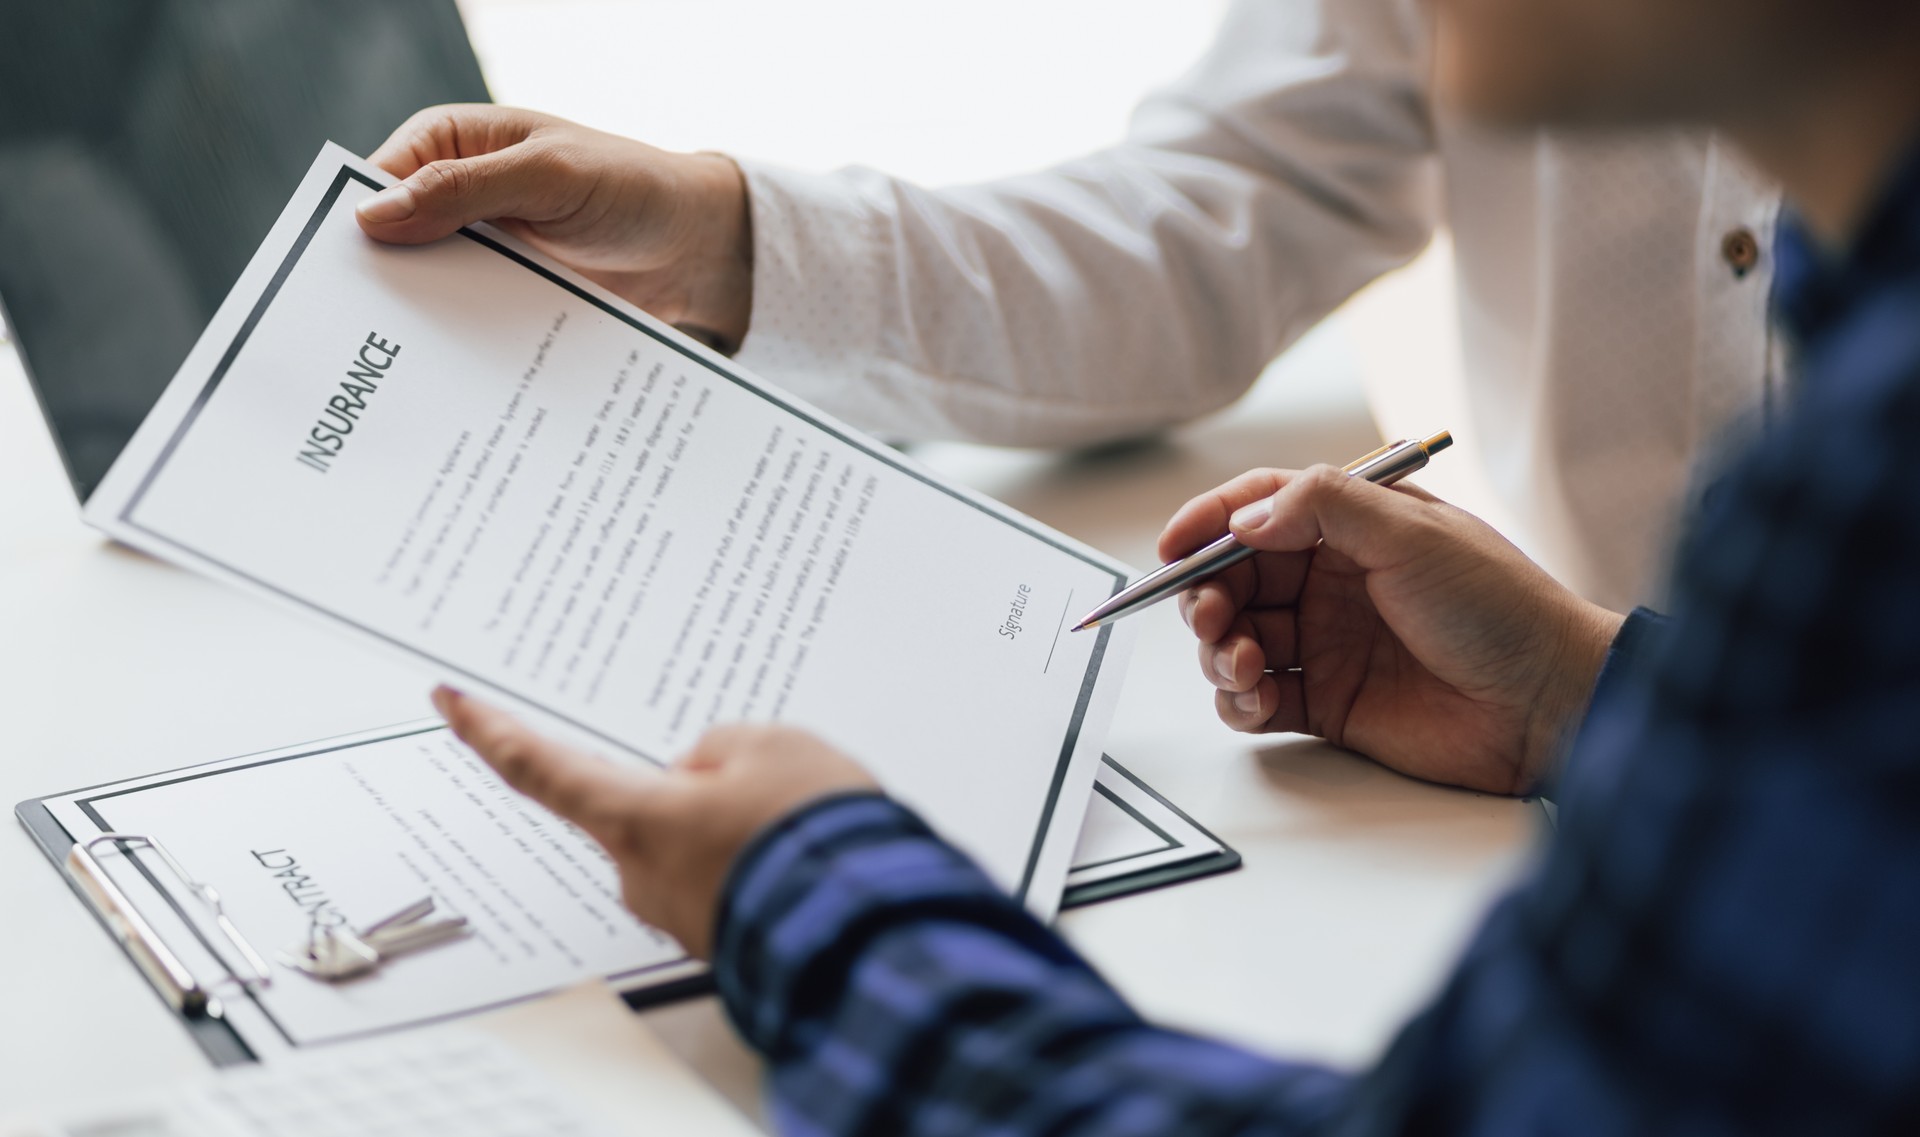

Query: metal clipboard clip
[64,832,273,1018]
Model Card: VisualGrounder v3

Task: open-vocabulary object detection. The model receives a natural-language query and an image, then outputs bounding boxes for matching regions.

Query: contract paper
[41,726,697,1050]
[86,146,1131,929]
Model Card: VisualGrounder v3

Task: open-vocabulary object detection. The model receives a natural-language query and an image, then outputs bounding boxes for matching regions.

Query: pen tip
[1422,430,1454,455]
[1071,620,1095,633]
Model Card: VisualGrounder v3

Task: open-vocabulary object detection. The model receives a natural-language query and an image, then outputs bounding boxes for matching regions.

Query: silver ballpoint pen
[1072,431,1454,633]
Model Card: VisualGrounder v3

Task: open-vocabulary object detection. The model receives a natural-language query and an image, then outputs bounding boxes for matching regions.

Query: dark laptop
[0,0,490,501]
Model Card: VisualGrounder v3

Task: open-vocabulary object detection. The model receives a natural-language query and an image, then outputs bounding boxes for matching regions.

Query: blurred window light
[458,0,1232,182]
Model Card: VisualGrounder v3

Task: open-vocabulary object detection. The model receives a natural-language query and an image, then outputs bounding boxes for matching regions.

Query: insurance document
[86,144,1132,919]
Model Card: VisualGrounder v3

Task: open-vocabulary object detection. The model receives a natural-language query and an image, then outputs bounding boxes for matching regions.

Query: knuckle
[1300,463,1348,493]
[489,735,538,782]
[1227,468,1285,500]
[392,106,451,149]
[679,725,739,768]
[549,777,597,819]
[529,140,586,183]
[417,158,477,200]
[406,103,460,130]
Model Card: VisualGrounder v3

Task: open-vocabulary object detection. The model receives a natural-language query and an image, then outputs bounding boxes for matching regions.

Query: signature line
[1043,590,1075,674]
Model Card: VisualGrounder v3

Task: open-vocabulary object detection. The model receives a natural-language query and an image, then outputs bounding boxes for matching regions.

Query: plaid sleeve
[706,236,1920,1133]
[711,793,1353,1137]
[1332,351,1920,1132]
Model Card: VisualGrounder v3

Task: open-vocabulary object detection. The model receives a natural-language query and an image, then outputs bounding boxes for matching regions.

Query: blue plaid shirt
[711,150,1920,1135]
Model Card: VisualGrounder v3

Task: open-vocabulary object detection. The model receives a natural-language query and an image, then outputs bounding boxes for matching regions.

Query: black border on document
[1070,778,1181,872]
[1060,757,1242,909]
[113,164,1122,908]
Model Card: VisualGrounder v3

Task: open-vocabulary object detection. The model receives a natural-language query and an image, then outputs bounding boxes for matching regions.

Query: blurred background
[454,0,1490,523]
[1,0,1490,529]
[460,0,1231,183]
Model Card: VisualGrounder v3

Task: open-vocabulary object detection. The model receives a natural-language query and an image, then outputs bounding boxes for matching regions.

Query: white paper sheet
[85,144,1133,920]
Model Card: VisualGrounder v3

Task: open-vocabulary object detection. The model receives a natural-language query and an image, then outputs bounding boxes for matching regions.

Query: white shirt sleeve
[731,0,1439,447]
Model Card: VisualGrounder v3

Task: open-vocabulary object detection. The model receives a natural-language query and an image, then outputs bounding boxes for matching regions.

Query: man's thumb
[356,147,553,244]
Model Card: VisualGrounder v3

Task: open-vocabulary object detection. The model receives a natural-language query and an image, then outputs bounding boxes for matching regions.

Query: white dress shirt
[729,0,1783,612]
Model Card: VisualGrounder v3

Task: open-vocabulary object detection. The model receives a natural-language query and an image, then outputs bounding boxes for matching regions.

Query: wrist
[1521,599,1627,790]
[671,152,755,353]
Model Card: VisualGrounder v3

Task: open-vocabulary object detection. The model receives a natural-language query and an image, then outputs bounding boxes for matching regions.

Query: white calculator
[21,1033,625,1137]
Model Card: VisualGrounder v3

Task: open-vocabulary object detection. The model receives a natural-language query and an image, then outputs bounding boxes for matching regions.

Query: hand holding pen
[1133,435,1627,796]
[1075,433,1455,631]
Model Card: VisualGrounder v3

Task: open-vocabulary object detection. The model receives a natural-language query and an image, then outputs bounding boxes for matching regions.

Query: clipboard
[16,799,264,1065]
[18,730,1234,1067]
[15,723,714,1067]
[1061,757,1242,909]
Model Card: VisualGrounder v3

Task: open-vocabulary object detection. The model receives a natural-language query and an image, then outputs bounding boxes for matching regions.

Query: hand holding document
[68,144,1134,1050]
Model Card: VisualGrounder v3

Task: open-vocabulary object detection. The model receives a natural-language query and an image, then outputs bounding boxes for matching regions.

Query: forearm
[714,795,1353,1136]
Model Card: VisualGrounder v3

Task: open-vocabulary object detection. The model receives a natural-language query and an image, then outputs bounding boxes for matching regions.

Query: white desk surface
[0,312,1538,1119]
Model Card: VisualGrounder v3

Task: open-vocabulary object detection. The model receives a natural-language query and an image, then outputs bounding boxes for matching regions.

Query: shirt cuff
[729,159,889,407]
[711,792,1014,1058]
[1594,606,1671,701]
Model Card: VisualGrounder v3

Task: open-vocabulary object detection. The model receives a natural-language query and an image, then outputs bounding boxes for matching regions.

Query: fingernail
[1178,593,1194,628]
[1213,644,1237,684]
[1232,688,1263,714]
[1231,497,1272,532]
[357,184,416,223]
[431,684,464,714]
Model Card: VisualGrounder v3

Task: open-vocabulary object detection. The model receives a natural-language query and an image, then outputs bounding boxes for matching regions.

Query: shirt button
[1722,227,1761,278]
